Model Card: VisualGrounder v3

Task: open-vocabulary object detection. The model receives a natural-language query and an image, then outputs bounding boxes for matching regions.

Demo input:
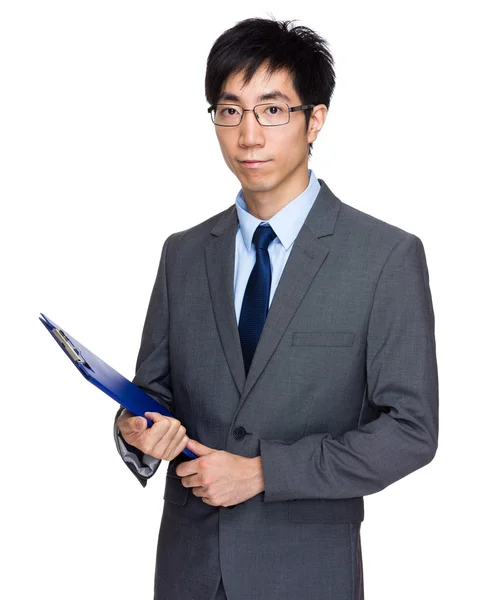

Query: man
[114,17,438,600]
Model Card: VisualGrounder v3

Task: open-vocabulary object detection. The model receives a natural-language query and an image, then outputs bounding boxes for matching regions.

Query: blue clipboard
[39,312,197,459]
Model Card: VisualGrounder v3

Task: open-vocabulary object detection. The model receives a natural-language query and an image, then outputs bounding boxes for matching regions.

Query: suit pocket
[292,331,355,347]
[163,474,189,506]
[288,498,364,524]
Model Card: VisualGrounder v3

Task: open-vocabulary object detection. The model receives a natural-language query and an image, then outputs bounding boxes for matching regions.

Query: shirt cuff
[114,422,162,480]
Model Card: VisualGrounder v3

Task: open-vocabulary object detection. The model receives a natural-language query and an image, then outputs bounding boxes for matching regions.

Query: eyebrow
[217,90,292,103]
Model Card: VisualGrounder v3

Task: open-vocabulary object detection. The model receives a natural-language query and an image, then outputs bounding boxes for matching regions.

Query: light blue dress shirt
[233,169,320,324]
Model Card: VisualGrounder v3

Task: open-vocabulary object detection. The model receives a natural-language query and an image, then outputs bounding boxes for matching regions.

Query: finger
[144,411,167,423]
[142,413,171,438]
[138,416,179,457]
[165,430,189,460]
[152,424,188,460]
[184,439,214,455]
[191,486,203,497]
[146,414,176,441]
[116,408,133,427]
[119,415,147,437]
[172,435,190,458]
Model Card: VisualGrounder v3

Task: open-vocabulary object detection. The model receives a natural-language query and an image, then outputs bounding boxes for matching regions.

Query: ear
[307,104,328,144]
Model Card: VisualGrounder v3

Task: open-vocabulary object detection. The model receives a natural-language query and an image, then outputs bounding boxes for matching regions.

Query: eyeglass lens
[212,103,289,126]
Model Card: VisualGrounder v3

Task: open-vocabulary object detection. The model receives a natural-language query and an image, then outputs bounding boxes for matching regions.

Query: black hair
[205,16,336,158]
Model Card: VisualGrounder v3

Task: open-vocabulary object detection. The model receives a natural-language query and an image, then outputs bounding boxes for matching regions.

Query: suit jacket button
[233,426,246,439]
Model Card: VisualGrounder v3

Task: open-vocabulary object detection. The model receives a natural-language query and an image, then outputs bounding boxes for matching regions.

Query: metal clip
[52,328,89,367]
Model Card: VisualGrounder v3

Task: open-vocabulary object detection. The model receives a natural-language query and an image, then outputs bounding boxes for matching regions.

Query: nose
[238,109,265,146]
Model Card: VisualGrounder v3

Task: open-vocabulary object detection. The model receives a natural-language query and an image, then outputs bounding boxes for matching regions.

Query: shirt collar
[235,169,321,251]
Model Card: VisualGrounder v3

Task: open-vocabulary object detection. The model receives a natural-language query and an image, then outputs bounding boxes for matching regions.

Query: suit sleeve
[259,234,439,502]
[113,234,175,487]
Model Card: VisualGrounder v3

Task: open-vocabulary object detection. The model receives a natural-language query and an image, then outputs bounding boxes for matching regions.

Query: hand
[116,409,190,461]
[176,439,263,507]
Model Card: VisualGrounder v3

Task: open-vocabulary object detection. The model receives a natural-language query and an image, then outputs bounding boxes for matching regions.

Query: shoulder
[313,184,430,279]
[162,204,236,258]
[313,179,424,255]
[172,206,234,240]
[336,197,423,257]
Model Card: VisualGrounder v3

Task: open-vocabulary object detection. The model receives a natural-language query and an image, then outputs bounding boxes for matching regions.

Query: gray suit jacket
[114,179,438,600]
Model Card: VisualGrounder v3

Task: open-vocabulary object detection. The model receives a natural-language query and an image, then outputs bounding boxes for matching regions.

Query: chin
[238,170,275,189]
[242,179,274,193]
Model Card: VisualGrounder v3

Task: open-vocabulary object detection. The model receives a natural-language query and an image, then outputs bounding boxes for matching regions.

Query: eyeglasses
[207,102,314,127]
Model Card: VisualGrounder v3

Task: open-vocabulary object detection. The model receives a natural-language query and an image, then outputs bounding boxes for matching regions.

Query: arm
[114,234,175,486]
[259,234,439,502]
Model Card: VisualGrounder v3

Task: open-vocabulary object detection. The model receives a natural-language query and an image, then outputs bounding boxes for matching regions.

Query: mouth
[240,160,270,168]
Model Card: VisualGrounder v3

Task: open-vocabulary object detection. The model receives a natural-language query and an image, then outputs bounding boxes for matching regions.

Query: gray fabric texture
[113,179,438,600]
[113,416,161,481]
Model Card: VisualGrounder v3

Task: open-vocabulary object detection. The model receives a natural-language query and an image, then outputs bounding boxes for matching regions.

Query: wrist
[251,456,265,494]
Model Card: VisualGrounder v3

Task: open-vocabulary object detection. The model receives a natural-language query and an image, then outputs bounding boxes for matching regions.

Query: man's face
[213,64,325,199]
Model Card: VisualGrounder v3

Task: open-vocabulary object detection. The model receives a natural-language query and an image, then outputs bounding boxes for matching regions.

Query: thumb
[186,439,214,455]
[134,416,147,432]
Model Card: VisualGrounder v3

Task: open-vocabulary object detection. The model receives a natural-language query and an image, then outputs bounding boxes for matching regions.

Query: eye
[220,107,240,116]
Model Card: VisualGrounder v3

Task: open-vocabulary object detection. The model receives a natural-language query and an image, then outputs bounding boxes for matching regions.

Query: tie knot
[252,223,277,250]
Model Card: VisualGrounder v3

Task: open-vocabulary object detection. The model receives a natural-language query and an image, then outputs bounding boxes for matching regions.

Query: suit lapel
[241,227,331,402]
[205,206,246,395]
[204,179,341,402]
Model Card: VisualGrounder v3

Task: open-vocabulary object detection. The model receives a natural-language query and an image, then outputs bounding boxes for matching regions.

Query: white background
[1,1,480,598]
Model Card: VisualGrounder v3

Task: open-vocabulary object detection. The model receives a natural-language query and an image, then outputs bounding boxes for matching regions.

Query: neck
[242,166,310,221]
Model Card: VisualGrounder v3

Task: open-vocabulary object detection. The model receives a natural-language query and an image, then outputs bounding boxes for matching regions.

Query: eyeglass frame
[207,102,315,127]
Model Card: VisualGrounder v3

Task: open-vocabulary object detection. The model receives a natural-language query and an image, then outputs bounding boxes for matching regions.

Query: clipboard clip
[52,328,92,370]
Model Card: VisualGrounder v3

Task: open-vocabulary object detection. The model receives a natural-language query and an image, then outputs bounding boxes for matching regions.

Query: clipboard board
[39,312,197,459]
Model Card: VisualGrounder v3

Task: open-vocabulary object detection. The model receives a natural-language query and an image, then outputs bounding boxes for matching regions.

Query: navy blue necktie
[238,223,278,376]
